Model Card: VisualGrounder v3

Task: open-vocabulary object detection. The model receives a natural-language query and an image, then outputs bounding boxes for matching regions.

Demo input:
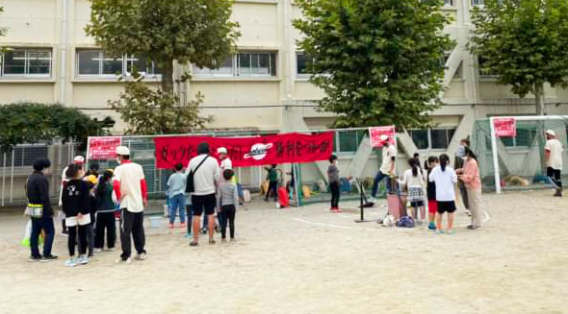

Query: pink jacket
[461,159,481,191]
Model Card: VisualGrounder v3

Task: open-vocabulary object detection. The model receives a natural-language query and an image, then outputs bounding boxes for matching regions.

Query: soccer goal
[471,115,568,193]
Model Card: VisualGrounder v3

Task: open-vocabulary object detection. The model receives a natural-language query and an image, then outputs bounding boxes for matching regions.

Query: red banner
[88,137,122,160]
[154,132,334,169]
[369,126,396,148]
[494,118,517,137]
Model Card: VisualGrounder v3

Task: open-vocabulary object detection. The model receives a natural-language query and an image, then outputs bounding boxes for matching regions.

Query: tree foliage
[110,81,212,135]
[85,0,240,94]
[0,103,114,152]
[470,0,568,115]
[294,0,453,129]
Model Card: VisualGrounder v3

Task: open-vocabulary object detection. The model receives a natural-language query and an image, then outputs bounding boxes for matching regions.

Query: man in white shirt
[113,146,148,263]
[370,135,397,200]
[545,130,563,197]
[218,147,232,170]
[187,142,221,247]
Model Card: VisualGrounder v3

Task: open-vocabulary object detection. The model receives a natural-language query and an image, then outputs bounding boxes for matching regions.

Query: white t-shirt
[113,162,145,213]
[220,158,233,170]
[545,139,563,170]
[398,168,425,189]
[428,165,458,202]
[380,145,397,174]
[186,154,221,196]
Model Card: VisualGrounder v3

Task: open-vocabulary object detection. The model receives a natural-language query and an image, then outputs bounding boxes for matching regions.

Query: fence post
[9,150,14,203]
[489,117,502,194]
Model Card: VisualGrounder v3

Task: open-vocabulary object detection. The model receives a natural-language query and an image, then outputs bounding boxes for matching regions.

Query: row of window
[443,0,484,7]
[0,47,494,80]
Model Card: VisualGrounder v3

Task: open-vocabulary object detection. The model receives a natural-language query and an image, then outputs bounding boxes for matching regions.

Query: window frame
[444,0,455,7]
[471,0,484,7]
[409,128,457,151]
[0,48,53,78]
[192,51,278,78]
[76,49,161,79]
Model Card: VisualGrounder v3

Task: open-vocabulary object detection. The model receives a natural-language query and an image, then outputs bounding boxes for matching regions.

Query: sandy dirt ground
[0,190,567,314]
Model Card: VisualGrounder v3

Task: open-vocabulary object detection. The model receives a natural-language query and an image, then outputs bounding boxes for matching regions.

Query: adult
[27,158,57,262]
[217,147,232,171]
[545,130,563,197]
[455,139,470,213]
[457,147,482,229]
[187,142,220,247]
[59,155,85,236]
[370,135,397,201]
[113,146,148,263]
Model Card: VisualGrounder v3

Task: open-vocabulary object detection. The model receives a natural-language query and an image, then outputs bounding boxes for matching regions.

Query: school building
[1,0,567,200]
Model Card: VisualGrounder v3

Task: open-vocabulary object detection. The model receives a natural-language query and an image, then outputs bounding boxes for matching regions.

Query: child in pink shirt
[457,147,482,229]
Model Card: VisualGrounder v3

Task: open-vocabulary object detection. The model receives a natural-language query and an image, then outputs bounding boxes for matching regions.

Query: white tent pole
[489,117,502,194]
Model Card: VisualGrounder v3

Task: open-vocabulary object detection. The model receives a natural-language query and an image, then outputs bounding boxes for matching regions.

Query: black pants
[120,209,146,260]
[547,167,563,189]
[265,181,278,201]
[68,224,88,256]
[95,212,116,249]
[30,216,55,258]
[220,205,236,239]
[455,157,469,210]
[330,181,340,208]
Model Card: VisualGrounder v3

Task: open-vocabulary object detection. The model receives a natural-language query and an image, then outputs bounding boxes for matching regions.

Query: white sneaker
[107,248,116,252]
[368,197,377,203]
[94,248,103,253]
[64,258,78,267]
[76,255,89,265]
[115,257,132,264]
[135,252,147,261]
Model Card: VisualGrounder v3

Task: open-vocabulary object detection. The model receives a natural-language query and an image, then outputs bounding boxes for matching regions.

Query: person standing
[455,139,471,214]
[370,135,397,201]
[113,146,148,263]
[61,164,91,267]
[167,163,186,229]
[187,142,220,247]
[457,148,483,230]
[94,169,117,252]
[398,158,426,222]
[264,165,279,202]
[545,130,563,197]
[425,156,440,231]
[429,154,458,234]
[59,155,85,236]
[328,155,342,213]
[218,147,232,171]
[27,158,57,262]
[217,169,239,243]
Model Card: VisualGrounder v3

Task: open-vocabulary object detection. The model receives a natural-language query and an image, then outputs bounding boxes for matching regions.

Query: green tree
[471,0,568,115]
[85,0,240,94]
[294,0,453,129]
[0,103,114,152]
[109,81,212,135]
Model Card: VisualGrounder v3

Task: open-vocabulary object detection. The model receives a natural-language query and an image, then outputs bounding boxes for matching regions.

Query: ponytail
[408,158,418,177]
[440,154,450,172]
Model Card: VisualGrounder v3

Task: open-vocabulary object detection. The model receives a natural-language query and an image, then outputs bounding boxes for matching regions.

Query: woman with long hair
[457,147,482,229]
[428,154,458,234]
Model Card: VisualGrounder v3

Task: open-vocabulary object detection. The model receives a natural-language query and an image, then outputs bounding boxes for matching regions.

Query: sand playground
[0,190,567,314]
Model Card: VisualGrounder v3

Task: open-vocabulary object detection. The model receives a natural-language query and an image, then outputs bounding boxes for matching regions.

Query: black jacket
[61,179,90,218]
[26,171,53,218]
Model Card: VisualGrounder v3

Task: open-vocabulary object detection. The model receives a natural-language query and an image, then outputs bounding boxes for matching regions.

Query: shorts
[436,201,456,214]
[191,194,216,217]
[410,200,424,208]
[428,200,438,215]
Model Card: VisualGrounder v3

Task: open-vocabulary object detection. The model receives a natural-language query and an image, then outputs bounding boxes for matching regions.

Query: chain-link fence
[471,116,568,192]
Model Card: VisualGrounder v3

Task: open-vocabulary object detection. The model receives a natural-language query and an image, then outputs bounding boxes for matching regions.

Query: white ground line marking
[293,218,357,230]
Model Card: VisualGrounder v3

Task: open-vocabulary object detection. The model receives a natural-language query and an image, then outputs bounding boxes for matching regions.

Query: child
[94,169,117,251]
[167,163,187,228]
[428,154,458,234]
[83,174,98,257]
[328,155,342,213]
[425,156,439,231]
[398,158,426,222]
[62,164,90,267]
[264,165,279,202]
[217,169,239,243]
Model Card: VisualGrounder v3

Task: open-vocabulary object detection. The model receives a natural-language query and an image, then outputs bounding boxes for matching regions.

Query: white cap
[73,156,85,164]
[546,130,556,137]
[217,147,228,154]
[380,135,390,142]
[116,146,130,156]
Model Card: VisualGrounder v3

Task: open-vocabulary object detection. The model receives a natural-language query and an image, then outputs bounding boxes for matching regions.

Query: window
[0,48,52,77]
[445,0,455,6]
[334,130,367,153]
[297,52,324,77]
[472,0,484,6]
[478,56,499,77]
[193,51,277,77]
[409,129,456,150]
[76,50,161,77]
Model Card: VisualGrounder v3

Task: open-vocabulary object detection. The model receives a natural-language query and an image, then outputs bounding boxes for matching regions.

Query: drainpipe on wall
[59,0,69,105]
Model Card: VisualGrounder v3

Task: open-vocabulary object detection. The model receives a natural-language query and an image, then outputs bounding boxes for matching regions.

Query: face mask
[116,158,121,164]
